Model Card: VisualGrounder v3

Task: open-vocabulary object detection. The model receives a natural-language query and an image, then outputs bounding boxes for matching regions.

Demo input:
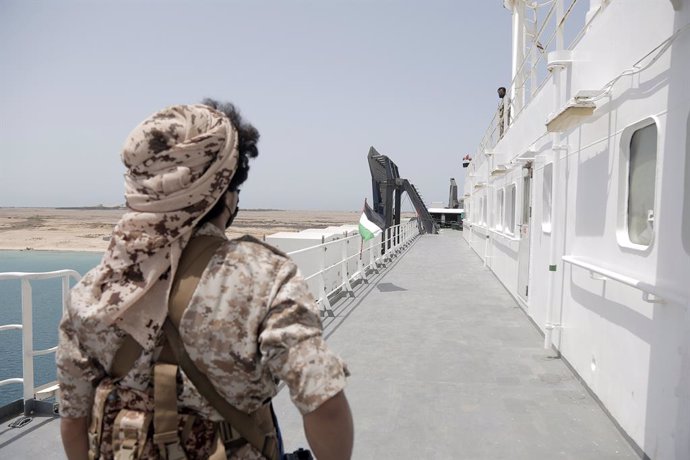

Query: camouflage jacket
[57,223,348,457]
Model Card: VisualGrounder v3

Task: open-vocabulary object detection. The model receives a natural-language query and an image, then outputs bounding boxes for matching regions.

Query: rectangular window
[496,189,504,231]
[506,184,516,235]
[542,163,553,232]
[522,170,531,226]
[482,195,487,225]
[627,123,657,246]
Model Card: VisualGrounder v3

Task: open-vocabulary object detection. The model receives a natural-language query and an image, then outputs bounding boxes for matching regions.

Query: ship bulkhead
[463,1,690,459]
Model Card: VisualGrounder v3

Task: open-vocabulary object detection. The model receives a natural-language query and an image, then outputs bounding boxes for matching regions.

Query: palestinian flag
[359,200,385,240]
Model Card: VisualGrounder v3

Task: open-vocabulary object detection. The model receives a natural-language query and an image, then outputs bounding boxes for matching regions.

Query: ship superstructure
[462,1,690,458]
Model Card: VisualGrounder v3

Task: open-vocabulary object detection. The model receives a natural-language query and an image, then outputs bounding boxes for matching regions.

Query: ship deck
[1,231,639,459]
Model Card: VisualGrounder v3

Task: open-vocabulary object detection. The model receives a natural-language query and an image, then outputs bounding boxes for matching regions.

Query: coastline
[0,247,106,253]
[0,208,361,252]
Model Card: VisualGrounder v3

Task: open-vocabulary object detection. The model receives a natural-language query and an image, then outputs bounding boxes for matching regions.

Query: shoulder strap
[109,235,225,379]
[163,320,279,460]
[166,236,280,460]
[110,233,279,459]
[168,235,226,324]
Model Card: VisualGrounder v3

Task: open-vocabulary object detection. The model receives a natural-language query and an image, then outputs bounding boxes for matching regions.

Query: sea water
[0,250,102,408]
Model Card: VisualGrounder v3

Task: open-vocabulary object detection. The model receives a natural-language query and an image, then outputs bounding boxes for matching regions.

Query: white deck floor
[0,230,639,459]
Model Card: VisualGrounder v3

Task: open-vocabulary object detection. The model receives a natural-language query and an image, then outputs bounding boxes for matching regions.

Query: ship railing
[561,256,686,306]
[0,270,81,417]
[477,0,588,157]
[0,223,421,416]
[288,220,420,316]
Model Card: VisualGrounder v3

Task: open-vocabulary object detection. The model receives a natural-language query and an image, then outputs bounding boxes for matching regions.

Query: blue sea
[0,250,102,408]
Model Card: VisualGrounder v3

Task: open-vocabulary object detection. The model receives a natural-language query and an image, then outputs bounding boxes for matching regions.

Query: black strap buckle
[284,448,313,460]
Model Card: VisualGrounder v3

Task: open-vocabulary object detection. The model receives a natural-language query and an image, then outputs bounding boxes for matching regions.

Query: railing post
[340,239,353,294]
[393,225,399,253]
[319,243,333,316]
[21,279,34,414]
[384,228,389,262]
[389,227,395,255]
[385,227,389,254]
[357,239,367,282]
[369,237,376,270]
[62,275,70,313]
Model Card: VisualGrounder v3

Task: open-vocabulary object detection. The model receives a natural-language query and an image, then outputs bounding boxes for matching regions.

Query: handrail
[0,269,82,281]
[0,225,421,413]
[562,255,686,306]
[286,220,420,314]
[0,269,81,415]
[487,227,520,242]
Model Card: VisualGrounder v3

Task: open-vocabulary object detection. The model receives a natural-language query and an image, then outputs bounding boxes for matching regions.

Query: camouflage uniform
[57,103,349,459]
[57,223,349,458]
[498,96,511,138]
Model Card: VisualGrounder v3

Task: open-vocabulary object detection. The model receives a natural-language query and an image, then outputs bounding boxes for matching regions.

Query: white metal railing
[562,255,686,306]
[287,220,420,315]
[0,223,421,412]
[0,270,81,414]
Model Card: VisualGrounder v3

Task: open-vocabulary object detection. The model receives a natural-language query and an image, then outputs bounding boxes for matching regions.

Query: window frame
[505,183,517,235]
[616,117,660,251]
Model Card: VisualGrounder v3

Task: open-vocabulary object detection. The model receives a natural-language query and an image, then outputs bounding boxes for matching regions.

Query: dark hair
[200,98,260,223]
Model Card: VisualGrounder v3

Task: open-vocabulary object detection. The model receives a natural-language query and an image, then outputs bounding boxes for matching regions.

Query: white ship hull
[463,1,690,459]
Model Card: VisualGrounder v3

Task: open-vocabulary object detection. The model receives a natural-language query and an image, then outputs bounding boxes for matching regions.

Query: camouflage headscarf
[69,104,238,346]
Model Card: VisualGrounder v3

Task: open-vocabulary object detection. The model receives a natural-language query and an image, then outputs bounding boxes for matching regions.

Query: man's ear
[226,191,239,215]
[224,191,240,228]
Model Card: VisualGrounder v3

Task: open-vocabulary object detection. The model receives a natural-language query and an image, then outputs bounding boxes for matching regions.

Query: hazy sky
[1,0,514,211]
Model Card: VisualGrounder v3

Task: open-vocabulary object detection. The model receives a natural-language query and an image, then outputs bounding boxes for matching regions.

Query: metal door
[517,165,532,301]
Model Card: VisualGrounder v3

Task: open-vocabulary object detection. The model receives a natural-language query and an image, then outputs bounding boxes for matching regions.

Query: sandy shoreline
[0,208,361,252]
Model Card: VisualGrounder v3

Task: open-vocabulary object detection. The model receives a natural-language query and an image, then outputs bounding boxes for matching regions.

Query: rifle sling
[110,235,224,380]
[110,234,279,460]
[163,319,278,460]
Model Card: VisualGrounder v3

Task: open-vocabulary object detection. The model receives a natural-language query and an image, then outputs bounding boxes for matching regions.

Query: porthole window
[627,123,657,246]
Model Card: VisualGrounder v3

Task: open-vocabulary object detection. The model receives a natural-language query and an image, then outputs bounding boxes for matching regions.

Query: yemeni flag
[359,200,385,240]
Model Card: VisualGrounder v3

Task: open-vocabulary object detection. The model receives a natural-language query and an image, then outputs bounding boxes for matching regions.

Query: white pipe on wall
[544,0,565,351]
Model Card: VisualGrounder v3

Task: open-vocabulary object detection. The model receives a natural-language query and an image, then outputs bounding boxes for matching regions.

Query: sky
[0,0,514,211]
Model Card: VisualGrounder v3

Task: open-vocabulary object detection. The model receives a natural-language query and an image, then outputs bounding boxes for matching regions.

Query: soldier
[497,86,511,138]
[57,101,354,459]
